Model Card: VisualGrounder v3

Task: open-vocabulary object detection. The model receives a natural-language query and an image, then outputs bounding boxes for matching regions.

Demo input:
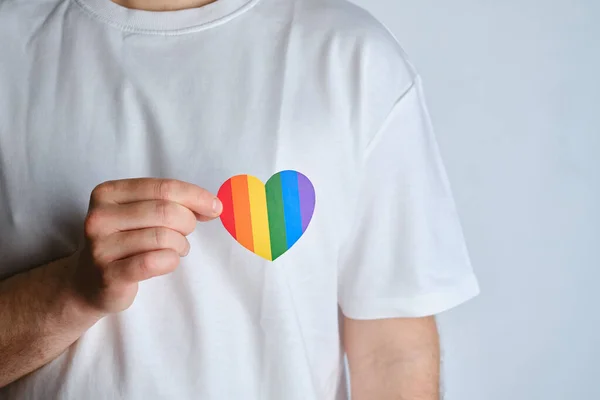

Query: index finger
[92,178,222,219]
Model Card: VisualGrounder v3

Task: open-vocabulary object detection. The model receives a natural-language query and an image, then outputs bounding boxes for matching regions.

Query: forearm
[0,256,102,387]
[346,316,440,400]
[349,343,440,399]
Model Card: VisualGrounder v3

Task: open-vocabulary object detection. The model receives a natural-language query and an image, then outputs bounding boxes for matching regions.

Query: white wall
[349,1,600,399]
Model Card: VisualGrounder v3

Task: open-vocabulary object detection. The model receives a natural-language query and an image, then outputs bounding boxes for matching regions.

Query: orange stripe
[231,175,254,252]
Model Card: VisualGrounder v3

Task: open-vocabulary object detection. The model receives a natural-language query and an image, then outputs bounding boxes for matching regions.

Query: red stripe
[217,179,236,239]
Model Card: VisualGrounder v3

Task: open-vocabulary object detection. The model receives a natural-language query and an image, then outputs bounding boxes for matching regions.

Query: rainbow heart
[217,171,316,261]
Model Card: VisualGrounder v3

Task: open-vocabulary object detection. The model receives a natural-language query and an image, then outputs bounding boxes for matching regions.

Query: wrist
[52,253,105,332]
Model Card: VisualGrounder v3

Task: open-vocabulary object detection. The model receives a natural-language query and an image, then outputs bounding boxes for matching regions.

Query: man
[0,0,480,398]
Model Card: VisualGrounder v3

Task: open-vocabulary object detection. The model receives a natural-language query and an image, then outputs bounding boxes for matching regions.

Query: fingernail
[212,197,222,214]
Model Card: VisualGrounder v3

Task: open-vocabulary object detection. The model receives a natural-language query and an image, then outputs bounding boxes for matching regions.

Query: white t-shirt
[0,0,480,398]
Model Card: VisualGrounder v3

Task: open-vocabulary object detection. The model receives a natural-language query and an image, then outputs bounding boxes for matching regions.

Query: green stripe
[266,173,287,260]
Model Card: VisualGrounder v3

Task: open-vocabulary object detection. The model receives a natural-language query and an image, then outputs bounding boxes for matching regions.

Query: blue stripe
[280,170,303,248]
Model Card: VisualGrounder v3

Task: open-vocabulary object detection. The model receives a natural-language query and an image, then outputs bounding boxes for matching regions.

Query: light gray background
[349,1,600,399]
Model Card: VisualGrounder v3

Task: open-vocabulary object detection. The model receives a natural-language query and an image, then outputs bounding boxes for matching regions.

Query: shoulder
[280,0,419,144]
[0,0,68,18]
[0,0,70,40]
[287,0,417,99]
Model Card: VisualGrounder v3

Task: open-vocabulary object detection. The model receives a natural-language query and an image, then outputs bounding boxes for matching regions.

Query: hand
[69,178,222,315]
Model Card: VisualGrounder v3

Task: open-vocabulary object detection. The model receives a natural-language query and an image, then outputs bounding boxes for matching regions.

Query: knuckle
[155,201,175,226]
[90,181,115,203]
[181,214,197,235]
[195,188,211,209]
[163,251,179,270]
[152,228,170,248]
[84,209,105,237]
[137,253,155,278]
[89,241,108,264]
[154,179,178,201]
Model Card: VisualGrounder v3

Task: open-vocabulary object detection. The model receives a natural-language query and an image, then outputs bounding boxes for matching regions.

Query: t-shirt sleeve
[338,75,480,320]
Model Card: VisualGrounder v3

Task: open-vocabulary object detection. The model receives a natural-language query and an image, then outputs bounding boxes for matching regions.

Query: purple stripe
[297,173,315,232]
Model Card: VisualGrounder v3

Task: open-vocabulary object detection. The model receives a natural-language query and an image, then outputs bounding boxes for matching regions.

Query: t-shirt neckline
[74,0,260,35]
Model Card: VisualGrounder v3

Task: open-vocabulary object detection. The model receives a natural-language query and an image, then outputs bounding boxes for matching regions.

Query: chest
[0,32,361,277]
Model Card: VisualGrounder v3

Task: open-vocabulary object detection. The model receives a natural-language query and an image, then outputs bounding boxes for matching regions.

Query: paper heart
[217,170,316,261]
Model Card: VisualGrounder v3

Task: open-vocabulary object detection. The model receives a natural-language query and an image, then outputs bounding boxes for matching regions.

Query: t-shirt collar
[74,0,260,35]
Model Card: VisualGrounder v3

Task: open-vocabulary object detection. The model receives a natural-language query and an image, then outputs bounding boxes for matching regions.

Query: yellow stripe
[247,176,272,261]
